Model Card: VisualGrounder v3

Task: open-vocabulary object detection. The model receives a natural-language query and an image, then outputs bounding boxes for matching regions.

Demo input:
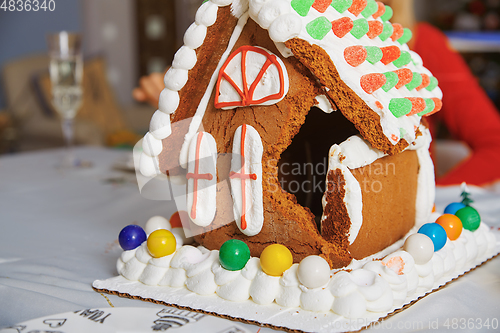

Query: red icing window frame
[215,46,286,109]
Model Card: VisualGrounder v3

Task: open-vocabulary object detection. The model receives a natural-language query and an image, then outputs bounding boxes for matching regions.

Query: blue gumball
[418,223,447,252]
[119,225,147,251]
[444,202,466,215]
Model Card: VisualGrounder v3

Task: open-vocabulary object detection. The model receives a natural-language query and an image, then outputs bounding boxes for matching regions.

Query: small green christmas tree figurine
[460,182,474,206]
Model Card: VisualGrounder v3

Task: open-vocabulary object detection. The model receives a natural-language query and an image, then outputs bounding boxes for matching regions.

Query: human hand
[132,72,165,107]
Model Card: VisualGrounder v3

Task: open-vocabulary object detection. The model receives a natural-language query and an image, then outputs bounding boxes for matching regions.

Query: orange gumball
[170,211,189,229]
[435,214,463,241]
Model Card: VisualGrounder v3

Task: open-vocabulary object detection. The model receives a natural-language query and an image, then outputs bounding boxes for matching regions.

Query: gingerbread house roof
[139,0,442,178]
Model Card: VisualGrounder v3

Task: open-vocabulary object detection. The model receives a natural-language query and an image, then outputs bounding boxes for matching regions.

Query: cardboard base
[93,231,500,333]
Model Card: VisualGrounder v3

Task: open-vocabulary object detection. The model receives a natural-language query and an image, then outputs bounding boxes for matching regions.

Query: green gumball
[455,206,481,231]
[219,239,250,271]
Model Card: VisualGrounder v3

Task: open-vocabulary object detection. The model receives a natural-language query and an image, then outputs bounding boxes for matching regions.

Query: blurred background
[0,0,499,156]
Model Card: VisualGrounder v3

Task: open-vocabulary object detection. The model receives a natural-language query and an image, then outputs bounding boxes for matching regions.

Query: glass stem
[61,116,75,166]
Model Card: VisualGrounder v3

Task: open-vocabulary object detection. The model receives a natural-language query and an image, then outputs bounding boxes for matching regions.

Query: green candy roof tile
[406,73,423,91]
[351,18,369,39]
[426,76,439,91]
[379,21,393,41]
[292,0,315,17]
[393,51,412,68]
[380,5,393,21]
[361,0,378,18]
[389,98,412,118]
[382,72,399,92]
[306,16,332,40]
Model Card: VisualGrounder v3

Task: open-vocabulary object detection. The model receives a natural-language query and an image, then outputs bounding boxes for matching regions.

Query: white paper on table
[0,307,253,333]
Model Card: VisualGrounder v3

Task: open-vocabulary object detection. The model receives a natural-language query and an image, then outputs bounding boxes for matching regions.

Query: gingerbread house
[139,0,442,268]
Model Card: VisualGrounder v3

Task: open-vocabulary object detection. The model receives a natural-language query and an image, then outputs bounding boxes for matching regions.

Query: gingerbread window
[215,46,289,109]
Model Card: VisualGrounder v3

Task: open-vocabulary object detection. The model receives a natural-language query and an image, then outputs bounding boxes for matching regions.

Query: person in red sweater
[414,22,500,185]
[134,0,500,186]
[380,0,500,186]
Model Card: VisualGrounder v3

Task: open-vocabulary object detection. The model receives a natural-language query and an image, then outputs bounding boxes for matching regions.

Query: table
[0,147,499,332]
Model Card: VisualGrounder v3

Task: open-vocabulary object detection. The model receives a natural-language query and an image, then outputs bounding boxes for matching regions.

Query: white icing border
[94,224,500,333]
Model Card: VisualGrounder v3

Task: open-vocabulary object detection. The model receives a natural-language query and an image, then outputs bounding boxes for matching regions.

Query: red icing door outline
[215,46,286,109]
[229,124,257,231]
[186,131,214,220]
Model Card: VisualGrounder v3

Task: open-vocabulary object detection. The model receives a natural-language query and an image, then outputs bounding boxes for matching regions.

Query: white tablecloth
[0,147,499,332]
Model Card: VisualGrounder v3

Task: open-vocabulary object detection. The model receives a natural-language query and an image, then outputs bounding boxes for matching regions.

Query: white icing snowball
[164,68,189,92]
[158,267,186,287]
[172,46,197,70]
[249,0,270,20]
[145,215,171,235]
[184,23,208,49]
[297,255,331,289]
[195,1,219,27]
[139,263,168,286]
[149,110,172,140]
[268,13,302,43]
[231,0,250,18]
[403,233,435,264]
[171,227,194,245]
[158,88,180,114]
[139,153,160,178]
[300,288,334,312]
[332,291,367,319]
[453,239,467,270]
[142,132,163,157]
[257,0,291,29]
[211,0,233,5]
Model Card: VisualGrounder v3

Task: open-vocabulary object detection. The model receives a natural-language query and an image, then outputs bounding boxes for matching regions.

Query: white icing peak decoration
[215,45,289,109]
[230,124,264,236]
[186,132,218,227]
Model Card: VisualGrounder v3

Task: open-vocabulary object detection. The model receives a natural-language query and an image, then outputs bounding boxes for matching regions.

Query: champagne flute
[46,32,83,169]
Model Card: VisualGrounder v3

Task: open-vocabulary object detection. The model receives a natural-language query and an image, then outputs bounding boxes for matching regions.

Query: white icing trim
[257,0,291,29]
[158,89,179,114]
[139,153,161,178]
[100,222,499,323]
[172,46,197,70]
[142,132,163,157]
[414,127,435,228]
[314,94,336,113]
[323,140,364,245]
[195,1,220,27]
[230,124,264,236]
[164,68,189,92]
[184,23,208,49]
[149,110,172,140]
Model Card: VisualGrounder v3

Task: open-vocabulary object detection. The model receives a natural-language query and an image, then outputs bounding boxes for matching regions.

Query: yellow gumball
[147,229,176,258]
[260,244,293,276]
